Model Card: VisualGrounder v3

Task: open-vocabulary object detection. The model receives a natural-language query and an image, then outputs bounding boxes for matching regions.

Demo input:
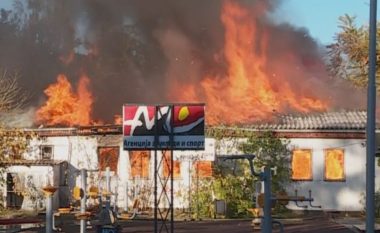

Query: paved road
[276,217,355,233]
[18,216,356,233]
[118,219,354,233]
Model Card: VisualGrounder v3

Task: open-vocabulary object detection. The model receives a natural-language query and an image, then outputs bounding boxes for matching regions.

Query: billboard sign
[123,104,205,150]
[173,138,215,161]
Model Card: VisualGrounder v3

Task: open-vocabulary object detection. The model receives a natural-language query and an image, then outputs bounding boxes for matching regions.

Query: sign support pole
[123,104,205,233]
[153,105,175,233]
[366,0,377,232]
[170,105,174,233]
[154,106,158,233]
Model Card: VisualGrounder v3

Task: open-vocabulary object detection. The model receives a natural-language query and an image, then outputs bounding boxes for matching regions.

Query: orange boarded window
[98,147,119,173]
[324,149,345,181]
[193,161,213,178]
[291,149,312,180]
[162,151,181,178]
[129,151,150,179]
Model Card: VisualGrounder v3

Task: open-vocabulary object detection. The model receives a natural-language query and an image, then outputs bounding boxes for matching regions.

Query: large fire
[35,74,93,126]
[169,1,329,125]
[35,1,332,127]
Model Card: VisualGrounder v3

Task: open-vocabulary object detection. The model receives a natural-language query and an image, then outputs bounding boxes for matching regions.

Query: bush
[360,189,380,217]
[192,130,291,219]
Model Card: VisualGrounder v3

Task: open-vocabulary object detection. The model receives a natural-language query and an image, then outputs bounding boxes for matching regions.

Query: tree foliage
[327,14,380,90]
[0,70,31,209]
[241,131,291,193]
[193,130,290,218]
[0,128,35,209]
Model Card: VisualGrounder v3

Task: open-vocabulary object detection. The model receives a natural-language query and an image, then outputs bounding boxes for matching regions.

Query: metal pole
[252,181,262,226]
[366,0,377,232]
[106,167,111,211]
[170,105,174,233]
[262,167,272,233]
[188,160,192,219]
[80,169,87,233]
[170,150,174,232]
[154,106,158,233]
[196,161,199,220]
[45,193,53,233]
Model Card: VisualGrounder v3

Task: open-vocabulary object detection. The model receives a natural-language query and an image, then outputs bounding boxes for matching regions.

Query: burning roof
[0,1,365,128]
[29,110,369,138]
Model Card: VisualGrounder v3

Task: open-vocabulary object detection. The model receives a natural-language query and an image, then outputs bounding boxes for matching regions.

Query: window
[40,145,53,160]
[193,161,213,178]
[129,151,150,179]
[324,148,345,181]
[98,147,119,173]
[291,149,312,181]
[162,151,181,178]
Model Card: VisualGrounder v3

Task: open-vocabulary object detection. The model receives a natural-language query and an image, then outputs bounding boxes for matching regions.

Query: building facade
[1,110,376,212]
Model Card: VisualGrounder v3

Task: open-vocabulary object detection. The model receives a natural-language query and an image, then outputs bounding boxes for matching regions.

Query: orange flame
[35,73,93,126]
[114,114,122,125]
[169,1,329,125]
[324,149,344,180]
[291,149,312,180]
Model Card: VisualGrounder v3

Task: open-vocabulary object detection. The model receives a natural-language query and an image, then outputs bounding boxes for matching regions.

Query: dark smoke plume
[0,0,365,124]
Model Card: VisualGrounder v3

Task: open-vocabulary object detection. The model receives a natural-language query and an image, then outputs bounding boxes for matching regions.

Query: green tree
[327,14,380,90]
[193,130,290,218]
[212,160,255,218]
[241,131,291,193]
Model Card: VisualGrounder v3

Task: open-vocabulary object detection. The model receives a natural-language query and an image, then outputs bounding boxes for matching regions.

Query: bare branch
[0,69,29,112]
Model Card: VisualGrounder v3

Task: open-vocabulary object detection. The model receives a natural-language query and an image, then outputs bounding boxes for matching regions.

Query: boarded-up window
[162,151,181,178]
[291,149,312,180]
[129,151,150,179]
[193,161,213,178]
[324,148,345,181]
[98,147,119,173]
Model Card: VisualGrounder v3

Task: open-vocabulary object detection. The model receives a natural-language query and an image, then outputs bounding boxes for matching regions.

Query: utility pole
[80,169,87,233]
[366,0,377,232]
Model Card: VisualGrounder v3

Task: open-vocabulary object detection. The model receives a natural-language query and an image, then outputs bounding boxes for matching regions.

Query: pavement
[333,217,380,233]
[1,213,376,232]
[3,216,360,233]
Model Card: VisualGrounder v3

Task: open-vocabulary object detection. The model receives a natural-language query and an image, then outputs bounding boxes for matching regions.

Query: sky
[275,0,375,45]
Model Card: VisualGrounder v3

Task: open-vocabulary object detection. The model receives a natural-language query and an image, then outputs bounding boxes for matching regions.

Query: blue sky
[275,0,374,45]
[0,0,376,45]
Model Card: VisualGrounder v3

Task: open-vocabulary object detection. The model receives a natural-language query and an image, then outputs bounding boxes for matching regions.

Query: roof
[246,110,368,131]
[26,110,369,137]
[28,125,122,137]
[0,159,67,166]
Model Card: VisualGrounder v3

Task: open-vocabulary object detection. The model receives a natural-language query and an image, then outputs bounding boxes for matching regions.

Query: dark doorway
[6,173,23,209]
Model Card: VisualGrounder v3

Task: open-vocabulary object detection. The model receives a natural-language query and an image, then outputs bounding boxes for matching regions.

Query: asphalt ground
[13,216,357,233]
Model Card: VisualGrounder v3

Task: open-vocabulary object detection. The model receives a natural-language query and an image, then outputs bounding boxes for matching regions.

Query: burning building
[1,110,377,213]
[0,0,374,213]
[0,0,365,127]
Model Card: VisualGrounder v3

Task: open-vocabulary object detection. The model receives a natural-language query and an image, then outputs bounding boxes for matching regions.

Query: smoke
[0,0,365,125]
[0,107,36,128]
[261,21,366,111]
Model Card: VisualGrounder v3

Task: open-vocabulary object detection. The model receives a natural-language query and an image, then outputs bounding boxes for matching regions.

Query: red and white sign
[123,104,205,150]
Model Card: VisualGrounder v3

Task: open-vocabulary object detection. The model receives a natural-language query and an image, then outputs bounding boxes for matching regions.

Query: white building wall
[286,138,367,211]
[215,136,372,212]
[8,133,376,212]
[5,166,56,210]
